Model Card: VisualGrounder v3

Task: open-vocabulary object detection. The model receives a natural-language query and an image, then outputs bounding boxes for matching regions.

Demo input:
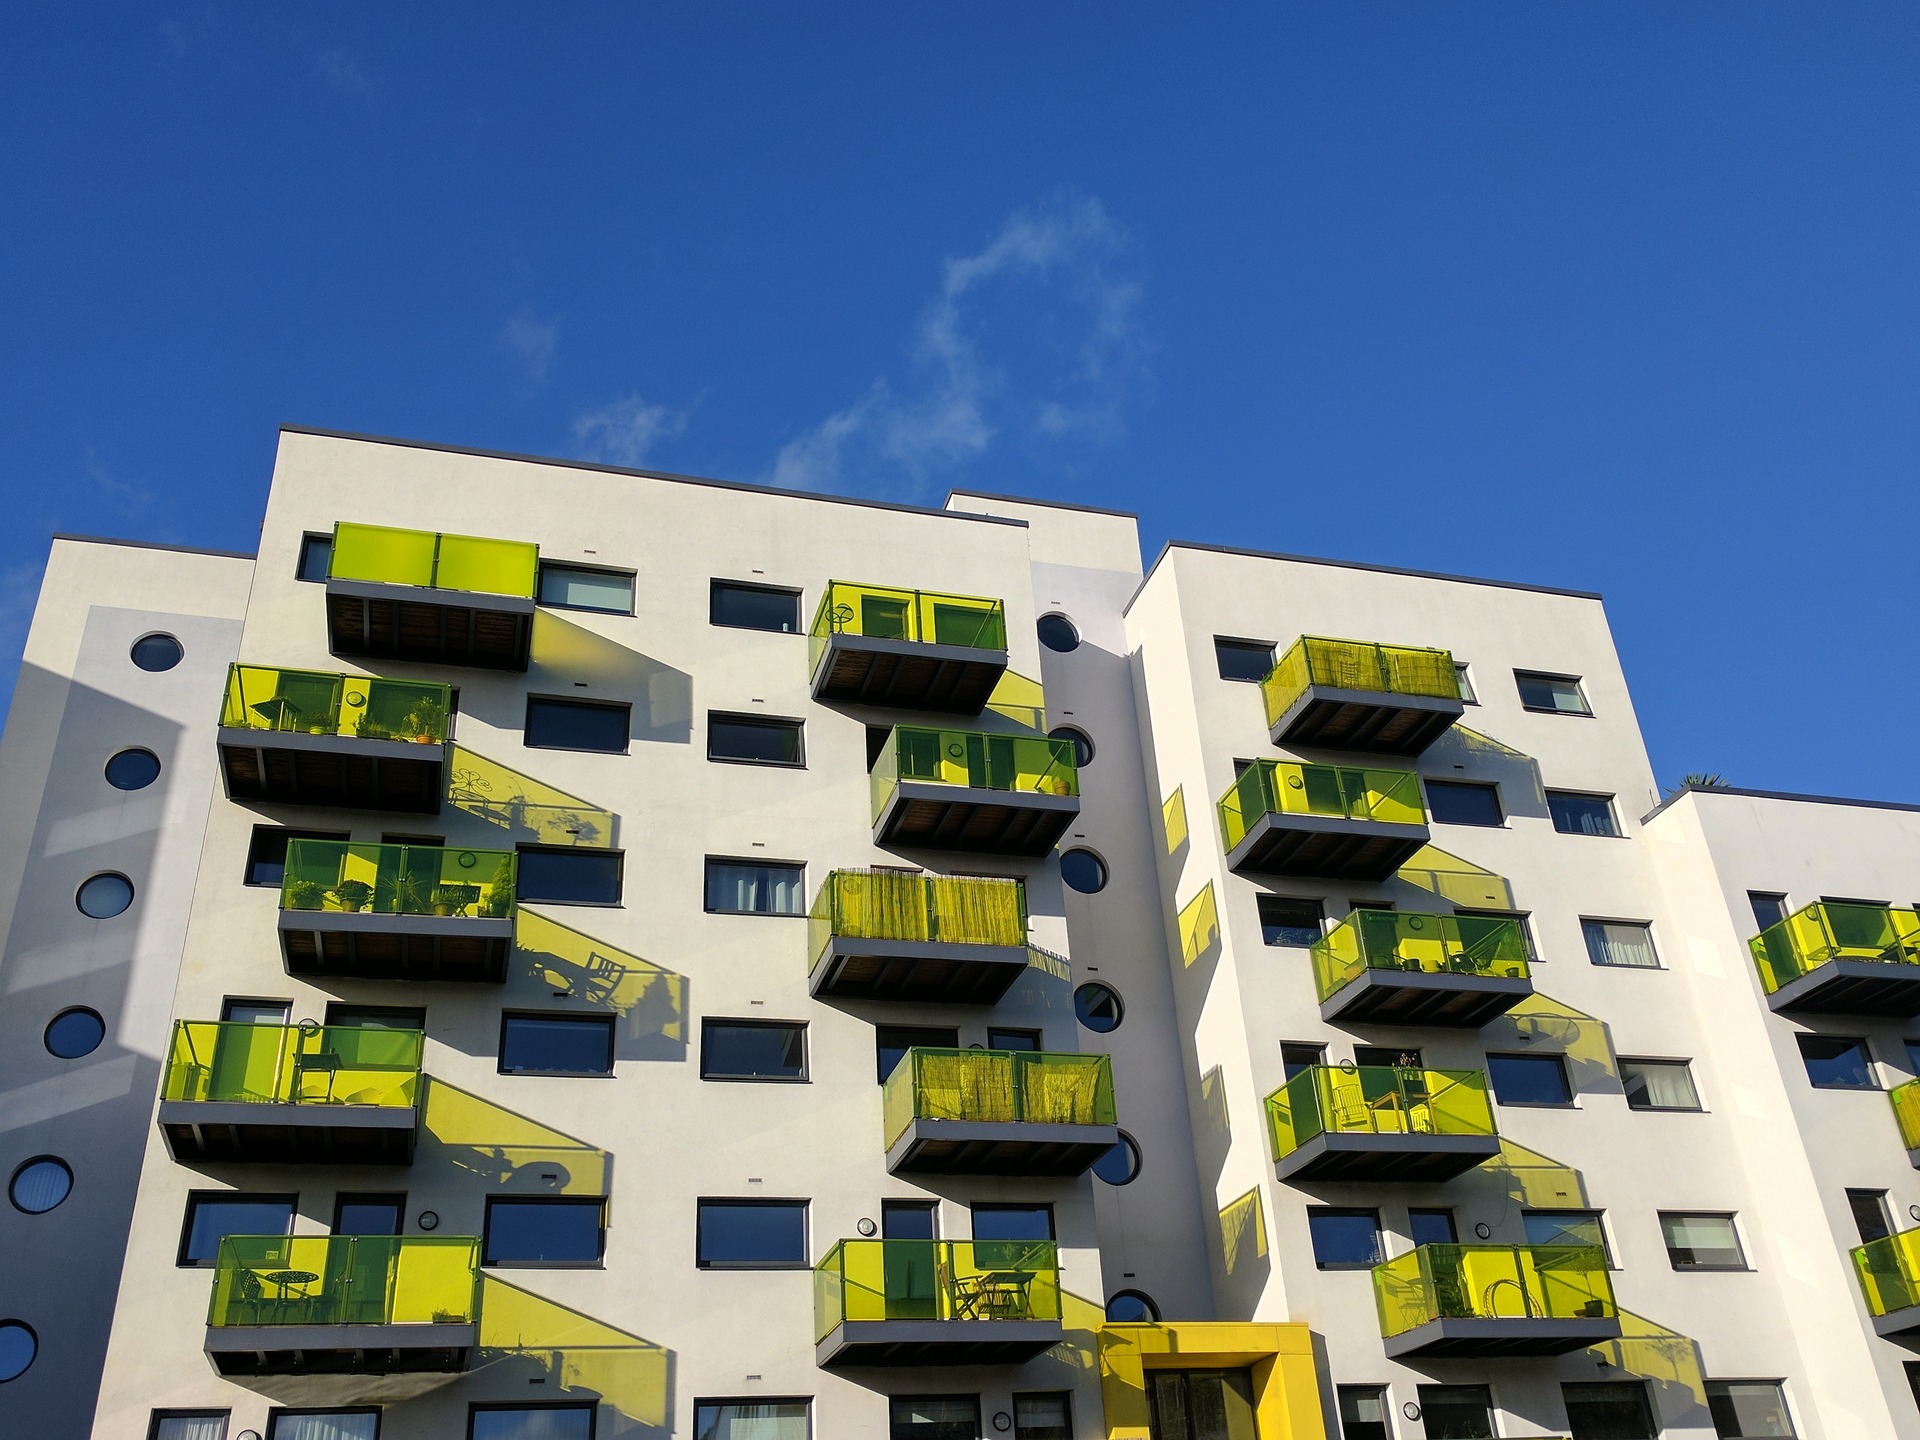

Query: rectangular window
[500,1013,616,1076]
[1515,671,1591,715]
[1354,1045,1420,1069]
[1259,895,1324,947]
[890,1397,981,1440]
[1660,1212,1747,1270]
[537,563,634,614]
[179,1193,296,1267]
[1748,892,1790,932]
[483,1197,606,1267]
[324,1003,425,1030]
[707,713,805,766]
[878,1025,960,1083]
[1797,1034,1876,1090]
[525,697,631,753]
[1409,1208,1457,1247]
[470,1404,596,1440]
[244,826,349,888]
[1307,1207,1381,1269]
[1582,919,1660,969]
[988,1027,1043,1051]
[1281,1042,1326,1080]
[1562,1381,1656,1440]
[1848,1189,1894,1245]
[1706,1381,1796,1438]
[1424,780,1504,827]
[1336,1387,1391,1440]
[332,1193,405,1236]
[1548,790,1620,836]
[1523,1209,1612,1265]
[223,998,292,1025]
[696,1199,809,1269]
[882,1200,939,1240]
[711,580,801,633]
[1013,1393,1071,1440]
[1414,1385,1492,1439]
[1621,1058,1702,1112]
[691,1400,810,1440]
[704,858,804,915]
[150,1414,231,1440]
[1456,908,1537,961]
[296,533,332,583]
[1487,1053,1573,1106]
[269,1414,380,1440]
[1214,637,1276,682]
[516,847,623,906]
[971,1203,1054,1242]
[701,1019,808,1081]
[1453,663,1476,704]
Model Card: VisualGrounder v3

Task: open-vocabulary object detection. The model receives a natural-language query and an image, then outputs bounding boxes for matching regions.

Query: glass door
[1147,1369,1258,1440]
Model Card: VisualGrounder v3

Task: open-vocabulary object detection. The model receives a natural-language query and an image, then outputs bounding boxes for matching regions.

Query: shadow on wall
[1487,1139,1590,1211]
[516,910,687,1063]
[1178,883,1219,970]
[419,1078,611,1198]
[1193,1066,1232,1186]
[1587,1309,1712,1433]
[985,668,1048,732]
[1428,726,1547,821]
[1217,1187,1271,1313]
[1394,844,1514,910]
[529,610,692,745]
[1486,995,1618,1092]
[447,746,618,849]
[471,1277,674,1438]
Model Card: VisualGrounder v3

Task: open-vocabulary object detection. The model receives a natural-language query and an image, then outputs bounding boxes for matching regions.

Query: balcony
[1895,1081,1920,1169]
[158,1021,421,1165]
[809,582,1009,714]
[1374,1244,1620,1358]
[1312,910,1533,1027]
[871,727,1079,856]
[1265,1066,1498,1183]
[1854,1228,1920,1346]
[1262,636,1464,756]
[1749,902,1920,1015]
[205,1234,478,1376]
[813,1239,1062,1367]
[808,870,1029,1004]
[325,522,538,671]
[217,665,449,813]
[883,1048,1118,1177]
[279,840,516,983]
[1218,760,1428,880]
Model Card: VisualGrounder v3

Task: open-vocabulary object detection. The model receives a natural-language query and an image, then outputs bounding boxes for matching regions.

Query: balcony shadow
[448,745,618,848]
[516,910,688,1063]
[1485,995,1619,1090]
[1426,726,1548,820]
[984,667,1049,732]
[528,610,692,746]
[1160,786,1191,865]
[472,1276,674,1437]
[1194,1065,1233,1186]
[1217,1187,1270,1313]
[1178,883,1220,971]
[420,1078,611,1197]
[1394,844,1515,910]
[1485,1139,1589,1210]
[1585,1308,1711,1429]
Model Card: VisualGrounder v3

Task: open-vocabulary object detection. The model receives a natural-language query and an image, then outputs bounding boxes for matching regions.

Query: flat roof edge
[946,488,1139,520]
[51,533,256,561]
[1642,782,1920,824]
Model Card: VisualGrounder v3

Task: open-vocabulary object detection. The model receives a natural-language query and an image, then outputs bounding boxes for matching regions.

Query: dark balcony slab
[206,1323,473,1377]
[1225,811,1430,882]
[325,578,533,672]
[217,727,445,814]
[1321,969,1533,1029]
[886,1119,1120,1178]
[811,936,1030,1005]
[160,1101,417,1166]
[814,634,1007,715]
[1273,1131,1499,1184]
[874,781,1079,857]
[1382,1314,1621,1360]
[1873,1302,1920,1349]
[815,1319,1063,1369]
[1765,961,1920,1017]
[1270,685,1463,757]
[278,911,513,984]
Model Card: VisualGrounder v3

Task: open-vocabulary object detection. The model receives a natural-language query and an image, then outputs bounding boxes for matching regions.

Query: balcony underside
[875,781,1079,857]
[1765,960,1920,1017]
[816,1319,1064,1368]
[1273,1131,1499,1184]
[1225,812,1430,881]
[1382,1314,1621,1359]
[814,635,1007,715]
[159,1101,417,1166]
[206,1323,473,1377]
[886,1119,1121,1178]
[218,729,445,814]
[1321,969,1533,1029]
[279,912,513,984]
[1872,1302,1920,1350]
[325,579,533,672]
[1270,686,1463,757]
[811,936,1030,1005]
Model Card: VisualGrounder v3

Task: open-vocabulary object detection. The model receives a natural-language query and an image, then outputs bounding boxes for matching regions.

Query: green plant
[331,879,373,912]
[286,879,326,911]
[402,698,447,741]
[431,883,480,916]
[391,873,428,914]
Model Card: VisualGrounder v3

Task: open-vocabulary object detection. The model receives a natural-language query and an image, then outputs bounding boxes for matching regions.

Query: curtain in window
[153,1418,229,1440]
[706,863,801,916]
[694,1402,810,1440]
[269,1412,380,1440]
[1629,1064,1696,1110]
[1582,921,1658,968]
[469,1406,595,1440]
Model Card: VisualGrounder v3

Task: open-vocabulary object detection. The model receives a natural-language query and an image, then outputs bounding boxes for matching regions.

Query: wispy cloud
[83,446,153,519]
[571,396,690,469]
[500,309,561,386]
[315,49,374,108]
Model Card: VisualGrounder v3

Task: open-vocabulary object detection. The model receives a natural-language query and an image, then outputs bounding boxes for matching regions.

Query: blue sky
[3,5,1917,800]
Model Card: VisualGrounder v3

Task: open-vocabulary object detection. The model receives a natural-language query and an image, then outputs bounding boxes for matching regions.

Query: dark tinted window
[702,1020,807,1081]
[1091,1132,1141,1186]
[44,1007,105,1058]
[988,1027,1042,1051]
[1307,1207,1380,1268]
[704,859,804,915]
[971,1203,1054,1242]
[179,1193,295,1266]
[105,748,161,790]
[245,826,348,887]
[483,1197,605,1266]
[131,634,184,671]
[877,1025,959,1083]
[333,1194,405,1236]
[1037,614,1080,652]
[471,1406,596,1440]
[297,533,332,582]
[525,697,630,753]
[1259,895,1322,946]
[1487,1053,1573,1105]
[1214,637,1275,682]
[1409,1208,1457,1246]
[1798,1034,1875,1089]
[1013,1392,1072,1440]
[1336,1387,1391,1440]
[323,1003,423,1030]
[500,1014,615,1075]
[1104,1290,1158,1322]
[1425,780,1503,827]
[537,564,633,614]
[1417,1385,1494,1439]
[1548,790,1620,836]
[1562,1381,1656,1439]
[883,1201,938,1239]
[1048,726,1094,767]
[1280,1043,1325,1080]
[1060,849,1108,894]
[890,1396,981,1440]
[711,581,800,633]
[516,847,622,905]
[1659,1213,1745,1270]
[1848,1189,1893,1245]
[1515,671,1591,714]
[696,1199,809,1268]
[707,714,804,766]
[1705,1381,1796,1439]
[1073,983,1123,1033]
[1523,1209,1611,1264]
[1748,892,1790,932]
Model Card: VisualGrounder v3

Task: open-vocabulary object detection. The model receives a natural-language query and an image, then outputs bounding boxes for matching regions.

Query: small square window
[890,1397,981,1440]
[1523,1208,1612,1265]
[701,1019,808,1081]
[296,534,332,583]
[1424,780,1503,827]
[1335,1386,1391,1440]
[1306,1206,1381,1269]
[1487,1053,1573,1106]
[696,1199,810,1269]
[1415,1385,1493,1439]
[988,1027,1043,1051]
[1515,671,1592,715]
[1280,1042,1326,1080]
[244,826,349,888]
[537,563,634,614]
[1453,663,1477,704]
[1660,1212,1747,1270]
[1848,1189,1894,1245]
[1706,1381,1796,1438]
[1455,908,1537,960]
[178,1192,297,1267]
[711,580,801,633]
[1621,1058,1701,1112]
[483,1197,606,1266]
[1214,637,1276,682]
[1258,895,1323,947]
[333,1194,405,1236]
[971,1203,1054,1242]
[1582,919,1660,969]
[1748,891,1790,932]
[704,858,805,915]
[150,1413,231,1440]
[516,847,623,906]
[324,1003,424,1031]
[879,1025,960,1083]
[499,1013,615,1076]
[1561,1383,1656,1440]
[525,697,631,753]
[1014,1393,1072,1440]
[269,1412,379,1440]
[1548,790,1620,836]
[1797,1034,1876,1090]
[470,1404,596,1440]
[707,713,805,766]
[691,1400,810,1440]
[1408,1208,1457,1247]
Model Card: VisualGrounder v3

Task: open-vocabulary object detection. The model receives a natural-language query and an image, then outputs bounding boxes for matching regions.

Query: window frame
[1747,891,1790,933]
[1581,917,1662,970]
[690,1399,812,1440]
[1012,1391,1074,1440]
[481,1195,608,1269]
[695,1197,812,1271]
[1559,1382,1658,1440]
[498,1011,617,1078]
[1659,1210,1750,1272]
[296,533,332,584]
[703,856,806,916]
[1413,1384,1493,1439]
[1213,636,1277,683]
[535,561,636,616]
[1620,1057,1703,1112]
[1422,778,1506,828]
[267,1410,381,1440]
[1703,1379,1798,1439]
[514,845,625,907]
[699,1017,810,1083]
[1514,669,1593,716]
[1521,1207,1615,1267]
[706,711,807,768]
[1453,662,1477,704]
[178,1191,298,1268]
[1257,894,1324,948]
[244,825,350,888]
[889,1396,983,1440]
[1306,1205,1383,1270]
[709,579,802,634]
[468,1401,598,1440]
[149,1412,232,1440]
[969,1201,1056,1243]
[1546,789,1622,837]
[1796,1033,1878,1091]
[1486,1052,1575,1108]
[524,695,633,754]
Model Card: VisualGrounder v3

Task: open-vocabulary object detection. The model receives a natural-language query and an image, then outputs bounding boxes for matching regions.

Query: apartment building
[0,424,1916,1440]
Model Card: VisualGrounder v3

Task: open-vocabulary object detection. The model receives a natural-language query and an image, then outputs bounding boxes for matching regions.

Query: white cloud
[83,446,152,519]
[500,309,560,385]
[571,396,690,468]
[315,49,374,107]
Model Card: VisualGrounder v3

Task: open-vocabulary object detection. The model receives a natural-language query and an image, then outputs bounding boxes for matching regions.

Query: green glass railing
[1894,1080,1920,1152]
[871,726,1079,822]
[884,1048,1115,1149]
[1856,1229,1920,1317]
[1311,910,1530,1003]
[808,581,1008,675]
[1266,1065,1495,1161]
[328,521,538,599]
[220,664,451,744]
[1217,759,1425,852]
[808,870,1027,974]
[1261,635,1460,730]
[814,1239,1061,1342]
[1749,901,1920,994]
[209,1234,479,1328]
[1374,1244,1615,1339]
[280,839,516,920]
[162,1021,422,1109]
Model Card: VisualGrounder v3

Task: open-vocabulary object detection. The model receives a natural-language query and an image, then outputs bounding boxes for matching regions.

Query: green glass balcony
[205,1234,479,1377]
[1217,759,1428,880]
[809,581,1009,713]
[883,1048,1118,1177]
[1749,901,1920,1016]
[158,1020,422,1165]
[278,839,516,984]
[325,521,538,670]
[217,664,450,813]
[1312,909,1533,1027]
[1894,1080,1920,1168]
[808,869,1030,1004]
[813,1238,1063,1367]
[1262,636,1464,756]
[1265,1066,1498,1182]
[1854,1227,1920,1344]
[871,726,1079,856]
[1374,1244,1619,1358]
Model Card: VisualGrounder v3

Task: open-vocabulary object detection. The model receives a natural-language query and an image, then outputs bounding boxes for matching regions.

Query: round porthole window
[75,873,134,919]
[1074,982,1124,1033]
[0,1321,36,1382]
[9,1158,73,1215]
[44,1008,104,1059]
[103,748,161,791]
[129,634,183,672]
[1092,1131,1141,1187]
[1037,614,1080,653]
[1048,726,1094,768]
[1104,1290,1159,1323]
[1060,848,1108,895]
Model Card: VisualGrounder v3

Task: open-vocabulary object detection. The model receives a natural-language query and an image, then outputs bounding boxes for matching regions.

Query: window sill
[536,601,636,617]
[1493,1100,1579,1110]
[709,622,800,635]
[1521,705,1595,718]
[700,1074,811,1084]
[703,907,805,919]
[1668,1264,1752,1274]
[1313,1263,1382,1272]
[705,755,807,770]
[1553,831,1627,839]
[1809,1084,1883,1093]
[696,1262,813,1272]
[1429,821,1509,830]
[523,742,632,756]
[498,1069,617,1079]
[1626,1105,1707,1115]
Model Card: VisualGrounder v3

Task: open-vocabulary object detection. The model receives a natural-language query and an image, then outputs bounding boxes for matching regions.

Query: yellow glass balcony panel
[813,1239,1061,1342]
[1217,759,1425,852]
[809,580,1007,664]
[1311,909,1530,1002]
[220,664,451,743]
[1855,1227,1920,1317]
[1748,901,1920,993]
[208,1234,478,1327]
[280,839,516,919]
[883,1048,1116,1148]
[1266,1066,1495,1160]
[1373,1244,1614,1338]
[1261,635,1459,729]
[1894,1080,1920,1153]
[870,726,1079,822]
[808,869,1027,973]
[162,1021,422,1109]
[329,522,538,599]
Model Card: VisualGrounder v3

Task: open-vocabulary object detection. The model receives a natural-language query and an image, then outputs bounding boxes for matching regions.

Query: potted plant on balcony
[402,698,446,743]
[330,879,373,913]
[391,873,428,915]
[286,879,326,911]
[479,859,515,917]
[430,883,479,917]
